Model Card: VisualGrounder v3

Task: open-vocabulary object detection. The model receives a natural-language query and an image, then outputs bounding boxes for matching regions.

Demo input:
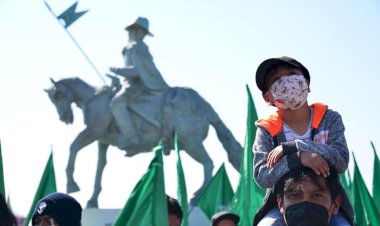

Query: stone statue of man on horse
[110,17,169,150]
[45,17,242,208]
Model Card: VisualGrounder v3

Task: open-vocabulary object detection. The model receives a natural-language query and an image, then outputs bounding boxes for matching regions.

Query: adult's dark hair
[253,167,354,226]
[275,167,339,202]
[0,193,17,226]
[167,195,183,221]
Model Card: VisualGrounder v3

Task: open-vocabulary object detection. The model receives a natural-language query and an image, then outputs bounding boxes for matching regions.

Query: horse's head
[45,78,74,124]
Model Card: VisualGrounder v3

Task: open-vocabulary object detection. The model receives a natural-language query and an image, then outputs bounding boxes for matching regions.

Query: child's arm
[267,145,330,177]
[285,110,349,173]
[253,126,303,188]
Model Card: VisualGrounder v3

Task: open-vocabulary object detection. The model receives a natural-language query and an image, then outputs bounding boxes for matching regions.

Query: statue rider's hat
[125,17,153,36]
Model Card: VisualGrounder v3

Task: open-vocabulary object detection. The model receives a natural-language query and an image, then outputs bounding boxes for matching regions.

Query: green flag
[195,164,234,219]
[339,170,352,202]
[0,141,6,197]
[230,85,265,226]
[113,144,168,226]
[352,153,380,226]
[371,141,380,214]
[24,151,57,226]
[175,134,189,226]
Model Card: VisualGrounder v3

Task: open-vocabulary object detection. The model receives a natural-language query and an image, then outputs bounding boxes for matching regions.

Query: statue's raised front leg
[66,127,98,193]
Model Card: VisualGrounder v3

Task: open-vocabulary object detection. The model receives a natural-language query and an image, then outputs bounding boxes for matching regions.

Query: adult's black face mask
[284,201,329,226]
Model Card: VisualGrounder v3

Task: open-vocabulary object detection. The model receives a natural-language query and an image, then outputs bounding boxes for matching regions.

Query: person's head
[255,56,311,111]
[276,167,341,226]
[0,193,17,226]
[167,195,182,226]
[211,211,240,226]
[125,17,153,41]
[32,192,82,226]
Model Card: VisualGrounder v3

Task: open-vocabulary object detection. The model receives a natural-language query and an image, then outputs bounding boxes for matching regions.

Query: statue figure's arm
[110,66,139,79]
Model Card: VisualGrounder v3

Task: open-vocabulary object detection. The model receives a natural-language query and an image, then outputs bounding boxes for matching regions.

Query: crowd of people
[0,191,240,226]
[0,166,352,226]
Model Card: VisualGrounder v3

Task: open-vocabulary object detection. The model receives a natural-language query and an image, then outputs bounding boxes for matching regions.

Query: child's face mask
[269,74,308,110]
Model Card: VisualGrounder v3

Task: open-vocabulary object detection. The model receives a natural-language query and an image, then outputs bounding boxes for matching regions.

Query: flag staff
[43,1,107,85]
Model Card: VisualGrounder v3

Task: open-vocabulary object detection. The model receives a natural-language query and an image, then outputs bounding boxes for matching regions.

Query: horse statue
[45,76,242,208]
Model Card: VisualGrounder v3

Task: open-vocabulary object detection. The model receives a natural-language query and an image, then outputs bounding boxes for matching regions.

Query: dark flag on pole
[44,1,106,84]
[57,2,88,28]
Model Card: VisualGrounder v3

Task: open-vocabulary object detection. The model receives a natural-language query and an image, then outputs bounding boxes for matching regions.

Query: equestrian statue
[45,17,242,208]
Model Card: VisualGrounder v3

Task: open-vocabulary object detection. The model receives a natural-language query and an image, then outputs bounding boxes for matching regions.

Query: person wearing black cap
[211,211,239,226]
[109,17,169,150]
[252,56,352,225]
[32,192,82,226]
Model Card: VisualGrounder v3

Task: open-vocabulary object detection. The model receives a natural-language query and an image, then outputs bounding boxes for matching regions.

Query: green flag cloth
[195,164,234,219]
[230,85,265,226]
[175,134,189,226]
[0,141,6,197]
[57,2,88,28]
[113,144,168,226]
[371,141,380,215]
[352,154,380,226]
[339,170,352,202]
[24,152,57,226]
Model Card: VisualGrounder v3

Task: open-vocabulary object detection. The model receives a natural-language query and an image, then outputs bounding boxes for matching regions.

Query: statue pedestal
[188,206,211,226]
[82,208,120,226]
[81,206,210,226]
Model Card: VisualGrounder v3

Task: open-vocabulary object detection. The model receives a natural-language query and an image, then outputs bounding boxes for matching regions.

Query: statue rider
[110,17,169,149]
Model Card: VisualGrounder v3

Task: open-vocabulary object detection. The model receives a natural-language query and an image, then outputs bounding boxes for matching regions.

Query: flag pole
[43,1,107,85]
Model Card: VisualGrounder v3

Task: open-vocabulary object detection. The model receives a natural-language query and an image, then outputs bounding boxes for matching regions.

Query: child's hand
[299,152,330,177]
[267,145,284,168]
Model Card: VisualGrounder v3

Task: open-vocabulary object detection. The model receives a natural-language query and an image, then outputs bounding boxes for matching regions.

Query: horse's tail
[203,100,242,171]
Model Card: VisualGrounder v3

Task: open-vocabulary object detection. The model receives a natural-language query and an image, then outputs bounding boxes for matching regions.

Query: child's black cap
[255,56,310,92]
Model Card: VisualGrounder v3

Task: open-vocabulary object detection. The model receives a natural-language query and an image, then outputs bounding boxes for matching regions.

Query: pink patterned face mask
[269,74,308,110]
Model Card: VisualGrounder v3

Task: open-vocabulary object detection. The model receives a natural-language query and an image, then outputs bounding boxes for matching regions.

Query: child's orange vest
[256,103,327,145]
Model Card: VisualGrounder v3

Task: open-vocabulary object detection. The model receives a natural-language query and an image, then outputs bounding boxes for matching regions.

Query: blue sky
[1,0,380,216]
